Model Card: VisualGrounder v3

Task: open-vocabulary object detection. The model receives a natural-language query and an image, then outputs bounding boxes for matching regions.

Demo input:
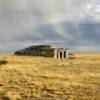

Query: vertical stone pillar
[54,49,57,59]
[62,51,64,59]
[66,50,69,59]
[58,51,60,59]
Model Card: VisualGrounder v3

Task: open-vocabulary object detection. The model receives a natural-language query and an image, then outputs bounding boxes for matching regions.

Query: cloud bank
[0,0,100,51]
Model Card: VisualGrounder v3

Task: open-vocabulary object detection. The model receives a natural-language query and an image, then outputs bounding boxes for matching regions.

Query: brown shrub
[0,60,8,66]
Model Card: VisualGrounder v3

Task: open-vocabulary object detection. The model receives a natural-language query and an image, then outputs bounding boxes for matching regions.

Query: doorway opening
[64,51,66,58]
[60,52,62,59]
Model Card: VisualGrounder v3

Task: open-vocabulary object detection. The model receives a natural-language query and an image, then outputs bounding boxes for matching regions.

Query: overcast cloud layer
[0,0,100,51]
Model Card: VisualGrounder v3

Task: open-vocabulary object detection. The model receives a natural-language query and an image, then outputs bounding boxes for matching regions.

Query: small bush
[69,56,75,59]
[0,60,8,65]
[69,53,75,59]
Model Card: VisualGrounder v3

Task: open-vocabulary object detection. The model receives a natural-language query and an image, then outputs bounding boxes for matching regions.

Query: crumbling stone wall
[15,45,69,59]
[54,49,69,59]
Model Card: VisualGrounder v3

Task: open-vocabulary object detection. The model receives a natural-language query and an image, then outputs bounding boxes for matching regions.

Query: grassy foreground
[0,53,100,100]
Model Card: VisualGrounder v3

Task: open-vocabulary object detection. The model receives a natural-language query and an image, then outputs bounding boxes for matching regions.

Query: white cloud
[0,0,100,51]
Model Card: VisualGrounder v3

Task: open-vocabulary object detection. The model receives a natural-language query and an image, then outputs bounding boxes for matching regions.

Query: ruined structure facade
[15,45,69,59]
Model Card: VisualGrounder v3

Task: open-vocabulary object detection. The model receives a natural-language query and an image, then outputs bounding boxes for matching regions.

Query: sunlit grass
[0,53,100,99]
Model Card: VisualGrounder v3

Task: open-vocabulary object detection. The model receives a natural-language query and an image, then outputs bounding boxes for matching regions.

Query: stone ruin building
[15,45,69,59]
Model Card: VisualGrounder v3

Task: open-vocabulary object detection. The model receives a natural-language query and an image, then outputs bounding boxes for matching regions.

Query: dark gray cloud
[0,0,100,51]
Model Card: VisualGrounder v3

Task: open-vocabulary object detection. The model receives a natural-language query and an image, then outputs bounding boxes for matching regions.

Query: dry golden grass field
[0,52,100,100]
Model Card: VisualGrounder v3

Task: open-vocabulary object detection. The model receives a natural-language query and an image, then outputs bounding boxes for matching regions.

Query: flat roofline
[53,48,69,49]
[39,48,69,50]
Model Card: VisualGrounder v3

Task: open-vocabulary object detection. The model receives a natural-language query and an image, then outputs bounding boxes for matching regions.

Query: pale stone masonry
[15,45,69,59]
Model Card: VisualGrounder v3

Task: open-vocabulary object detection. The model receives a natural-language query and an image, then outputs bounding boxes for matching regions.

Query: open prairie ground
[0,53,100,100]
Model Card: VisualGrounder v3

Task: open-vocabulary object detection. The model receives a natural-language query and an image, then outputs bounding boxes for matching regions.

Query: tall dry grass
[0,53,99,100]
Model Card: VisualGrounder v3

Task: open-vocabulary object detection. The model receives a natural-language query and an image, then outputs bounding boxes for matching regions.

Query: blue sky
[0,0,100,51]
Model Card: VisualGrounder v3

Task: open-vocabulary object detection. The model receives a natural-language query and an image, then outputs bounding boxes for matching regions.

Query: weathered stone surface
[15,45,69,59]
